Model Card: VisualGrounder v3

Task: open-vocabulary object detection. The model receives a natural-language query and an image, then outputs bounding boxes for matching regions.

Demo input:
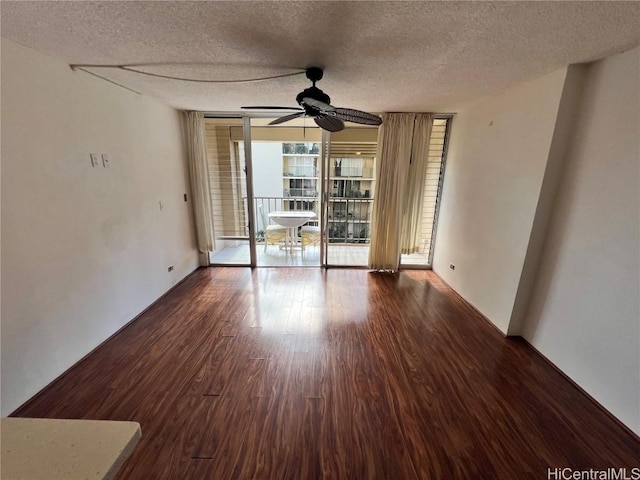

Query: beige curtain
[184,111,215,265]
[400,114,433,254]
[368,113,415,271]
[368,113,433,271]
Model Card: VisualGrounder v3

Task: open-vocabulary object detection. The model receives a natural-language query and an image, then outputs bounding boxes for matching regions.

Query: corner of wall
[507,64,588,335]
[432,67,569,334]
[514,46,640,434]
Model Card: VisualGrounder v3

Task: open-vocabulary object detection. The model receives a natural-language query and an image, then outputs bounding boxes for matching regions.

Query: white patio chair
[301,225,321,255]
[258,204,287,252]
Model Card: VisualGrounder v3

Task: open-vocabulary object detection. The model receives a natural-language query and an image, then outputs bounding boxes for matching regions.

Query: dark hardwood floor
[13,268,639,479]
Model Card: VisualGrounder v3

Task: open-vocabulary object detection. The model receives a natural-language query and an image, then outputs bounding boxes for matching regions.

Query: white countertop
[1,417,141,480]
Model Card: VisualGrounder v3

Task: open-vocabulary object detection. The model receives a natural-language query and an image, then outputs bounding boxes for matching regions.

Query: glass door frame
[207,112,329,268]
[247,113,326,267]
[204,114,256,267]
[205,112,452,270]
[242,116,258,267]
[320,129,330,267]
[205,113,384,269]
[321,126,379,269]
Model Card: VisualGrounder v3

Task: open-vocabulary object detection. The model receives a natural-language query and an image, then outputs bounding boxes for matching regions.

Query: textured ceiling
[2,1,639,113]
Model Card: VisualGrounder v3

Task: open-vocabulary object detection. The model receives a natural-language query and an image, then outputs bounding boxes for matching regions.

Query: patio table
[268,210,317,252]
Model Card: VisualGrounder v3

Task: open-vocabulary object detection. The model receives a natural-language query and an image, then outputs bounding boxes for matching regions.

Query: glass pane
[204,118,252,265]
[250,119,322,266]
[400,118,450,267]
[325,126,378,266]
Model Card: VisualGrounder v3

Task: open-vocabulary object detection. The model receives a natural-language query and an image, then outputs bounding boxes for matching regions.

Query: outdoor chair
[258,204,287,252]
[301,225,321,255]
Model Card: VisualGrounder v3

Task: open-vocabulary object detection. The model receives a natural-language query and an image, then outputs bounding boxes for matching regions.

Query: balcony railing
[283,167,317,177]
[285,189,318,197]
[327,198,372,244]
[250,196,372,244]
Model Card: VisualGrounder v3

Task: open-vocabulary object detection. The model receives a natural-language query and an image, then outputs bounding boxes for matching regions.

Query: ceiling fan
[242,67,382,132]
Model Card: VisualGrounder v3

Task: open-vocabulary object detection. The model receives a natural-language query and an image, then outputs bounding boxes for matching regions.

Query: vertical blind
[204,119,248,239]
[419,118,449,259]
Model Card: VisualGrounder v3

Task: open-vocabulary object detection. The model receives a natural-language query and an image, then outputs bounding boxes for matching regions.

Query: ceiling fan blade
[242,106,303,111]
[268,112,305,126]
[314,115,344,132]
[333,108,382,126]
[301,97,335,113]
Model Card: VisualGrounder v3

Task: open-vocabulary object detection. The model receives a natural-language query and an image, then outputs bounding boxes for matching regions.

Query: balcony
[209,196,429,266]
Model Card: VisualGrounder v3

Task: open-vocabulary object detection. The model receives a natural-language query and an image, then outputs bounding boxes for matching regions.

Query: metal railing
[250,196,372,244]
[327,198,372,244]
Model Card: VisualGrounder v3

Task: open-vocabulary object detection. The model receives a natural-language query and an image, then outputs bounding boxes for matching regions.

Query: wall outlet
[449,264,455,270]
[101,154,109,167]
[168,265,174,272]
[90,153,100,167]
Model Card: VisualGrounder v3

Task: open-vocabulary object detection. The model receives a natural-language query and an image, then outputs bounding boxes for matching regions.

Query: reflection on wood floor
[12,268,639,479]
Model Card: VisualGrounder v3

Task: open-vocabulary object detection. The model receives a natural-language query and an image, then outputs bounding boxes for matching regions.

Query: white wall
[1,39,199,415]
[521,47,640,435]
[252,142,283,199]
[507,65,588,335]
[433,68,568,333]
[251,142,284,230]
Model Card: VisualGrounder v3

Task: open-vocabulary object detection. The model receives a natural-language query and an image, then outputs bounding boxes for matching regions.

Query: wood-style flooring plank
[11,267,640,479]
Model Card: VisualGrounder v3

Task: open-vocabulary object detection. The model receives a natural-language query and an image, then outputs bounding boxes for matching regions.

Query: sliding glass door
[249,118,322,266]
[202,115,450,269]
[324,126,378,267]
[206,117,255,266]
[323,118,450,268]
[399,117,450,267]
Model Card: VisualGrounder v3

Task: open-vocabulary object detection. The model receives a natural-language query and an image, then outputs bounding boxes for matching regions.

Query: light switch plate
[90,153,100,167]
[101,154,109,167]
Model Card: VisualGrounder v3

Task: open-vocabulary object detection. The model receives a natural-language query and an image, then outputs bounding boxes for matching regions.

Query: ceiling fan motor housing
[296,86,330,115]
